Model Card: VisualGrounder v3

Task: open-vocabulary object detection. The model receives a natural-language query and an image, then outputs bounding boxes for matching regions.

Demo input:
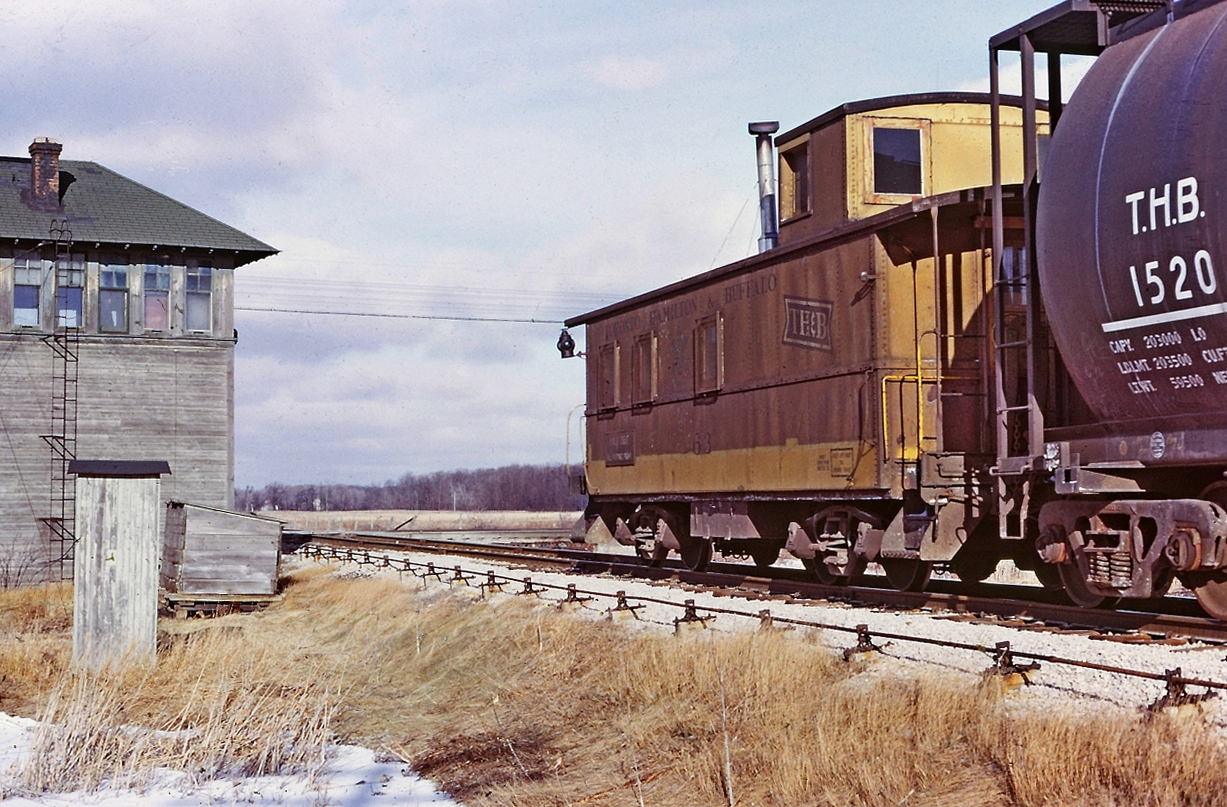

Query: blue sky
[0,1,1074,485]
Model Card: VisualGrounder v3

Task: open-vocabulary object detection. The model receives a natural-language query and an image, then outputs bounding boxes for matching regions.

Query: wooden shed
[71,460,170,668]
[161,502,282,597]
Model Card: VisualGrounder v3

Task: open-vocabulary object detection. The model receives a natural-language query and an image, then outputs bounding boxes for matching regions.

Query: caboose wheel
[680,536,712,572]
[803,558,839,585]
[750,546,780,570]
[1056,559,1111,608]
[636,541,668,567]
[950,552,998,583]
[879,558,932,592]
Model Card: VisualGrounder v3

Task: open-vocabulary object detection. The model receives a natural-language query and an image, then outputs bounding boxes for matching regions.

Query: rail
[297,540,1227,710]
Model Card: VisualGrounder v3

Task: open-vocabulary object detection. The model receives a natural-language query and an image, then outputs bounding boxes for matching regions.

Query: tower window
[186,260,212,332]
[144,263,171,331]
[56,253,85,329]
[100,257,129,333]
[13,254,42,328]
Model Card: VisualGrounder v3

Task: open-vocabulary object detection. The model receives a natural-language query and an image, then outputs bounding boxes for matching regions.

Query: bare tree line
[235,463,584,512]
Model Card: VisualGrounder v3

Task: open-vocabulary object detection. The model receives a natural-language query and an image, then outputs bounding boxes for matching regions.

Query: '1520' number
[1130,250,1217,307]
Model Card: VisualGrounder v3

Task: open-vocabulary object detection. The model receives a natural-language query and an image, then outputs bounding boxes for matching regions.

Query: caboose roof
[0,156,276,267]
[775,92,1047,146]
[565,184,1022,328]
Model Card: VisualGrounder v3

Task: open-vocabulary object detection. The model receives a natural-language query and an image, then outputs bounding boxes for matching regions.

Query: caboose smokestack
[749,121,779,252]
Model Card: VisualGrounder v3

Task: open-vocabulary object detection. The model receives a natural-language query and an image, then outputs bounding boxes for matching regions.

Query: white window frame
[143,262,171,332]
[13,254,43,328]
[185,259,212,333]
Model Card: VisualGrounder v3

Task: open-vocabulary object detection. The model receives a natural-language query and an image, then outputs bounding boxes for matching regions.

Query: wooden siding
[162,502,280,596]
[73,474,160,668]
[582,215,994,501]
[0,333,234,581]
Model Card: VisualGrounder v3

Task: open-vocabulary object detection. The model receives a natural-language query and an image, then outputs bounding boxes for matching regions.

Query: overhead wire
[235,273,627,324]
[235,306,561,324]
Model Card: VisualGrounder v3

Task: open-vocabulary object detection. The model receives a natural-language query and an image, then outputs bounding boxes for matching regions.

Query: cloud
[1,0,1072,488]
[958,53,1097,102]
[586,56,669,91]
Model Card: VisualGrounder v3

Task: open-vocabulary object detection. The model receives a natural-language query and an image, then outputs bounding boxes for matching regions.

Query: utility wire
[235,306,562,324]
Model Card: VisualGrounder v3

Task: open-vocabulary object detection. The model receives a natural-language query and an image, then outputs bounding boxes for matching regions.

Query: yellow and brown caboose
[564,92,1049,589]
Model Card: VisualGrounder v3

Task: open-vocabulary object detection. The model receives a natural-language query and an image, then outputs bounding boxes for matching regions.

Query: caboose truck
[561,0,1227,621]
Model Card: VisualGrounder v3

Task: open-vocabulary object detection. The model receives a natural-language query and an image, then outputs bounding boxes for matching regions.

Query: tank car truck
[560,0,1227,621]
[1019,0,1227,620]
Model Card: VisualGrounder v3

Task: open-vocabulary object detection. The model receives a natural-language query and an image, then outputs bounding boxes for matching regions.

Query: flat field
[2,565,1226,806]
[260,509,581,532]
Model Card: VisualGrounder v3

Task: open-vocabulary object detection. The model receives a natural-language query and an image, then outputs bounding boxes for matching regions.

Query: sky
[0,0,1086,487]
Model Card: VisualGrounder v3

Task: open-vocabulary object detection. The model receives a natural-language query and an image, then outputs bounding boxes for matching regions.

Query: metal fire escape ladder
[39,220,79,579]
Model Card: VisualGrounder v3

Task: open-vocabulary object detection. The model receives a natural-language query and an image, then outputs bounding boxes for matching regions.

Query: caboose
[564,92,1045,590]
[563,0,1227,621]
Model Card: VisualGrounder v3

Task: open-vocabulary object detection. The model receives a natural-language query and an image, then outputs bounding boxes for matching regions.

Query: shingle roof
[0,157,276,267]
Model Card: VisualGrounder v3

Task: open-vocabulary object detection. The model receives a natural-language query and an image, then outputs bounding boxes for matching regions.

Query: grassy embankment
[0,566,1224,805]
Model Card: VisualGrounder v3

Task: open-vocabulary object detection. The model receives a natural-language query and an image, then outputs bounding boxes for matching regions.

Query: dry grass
[0,581,336,796]
[2,568,1227,804]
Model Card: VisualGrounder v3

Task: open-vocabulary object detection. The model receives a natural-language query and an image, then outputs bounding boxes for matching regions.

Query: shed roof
[0,156,276,267]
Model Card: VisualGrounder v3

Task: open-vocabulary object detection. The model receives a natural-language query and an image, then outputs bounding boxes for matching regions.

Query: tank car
[561,0,1227,620]
[1029,0,1227,618]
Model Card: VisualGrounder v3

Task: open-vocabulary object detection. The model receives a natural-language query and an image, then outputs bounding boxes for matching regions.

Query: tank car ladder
[989,33,1046,542]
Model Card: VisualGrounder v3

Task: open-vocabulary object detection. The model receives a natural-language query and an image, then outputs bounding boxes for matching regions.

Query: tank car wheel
[1184,572,1227,620]
[1056,559,1115,609]
[1033,562,1063,590]
[879,558,932,592]
[679,536,713,572]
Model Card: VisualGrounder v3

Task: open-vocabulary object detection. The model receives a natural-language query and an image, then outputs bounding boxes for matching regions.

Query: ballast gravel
[301,548,1227,724]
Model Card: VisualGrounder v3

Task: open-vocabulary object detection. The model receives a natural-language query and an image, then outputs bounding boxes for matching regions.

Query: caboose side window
[598,343,619,410]
[695,315,723,394]
[780,144,810,219]
[632,333,657,404]
[873,127,922,196]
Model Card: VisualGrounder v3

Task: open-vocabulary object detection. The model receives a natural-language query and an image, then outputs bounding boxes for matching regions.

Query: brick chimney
[28,137,62,211]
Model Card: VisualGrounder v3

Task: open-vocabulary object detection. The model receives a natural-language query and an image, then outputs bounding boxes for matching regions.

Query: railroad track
[289,530,1227,644]
[292,530,1227,709]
